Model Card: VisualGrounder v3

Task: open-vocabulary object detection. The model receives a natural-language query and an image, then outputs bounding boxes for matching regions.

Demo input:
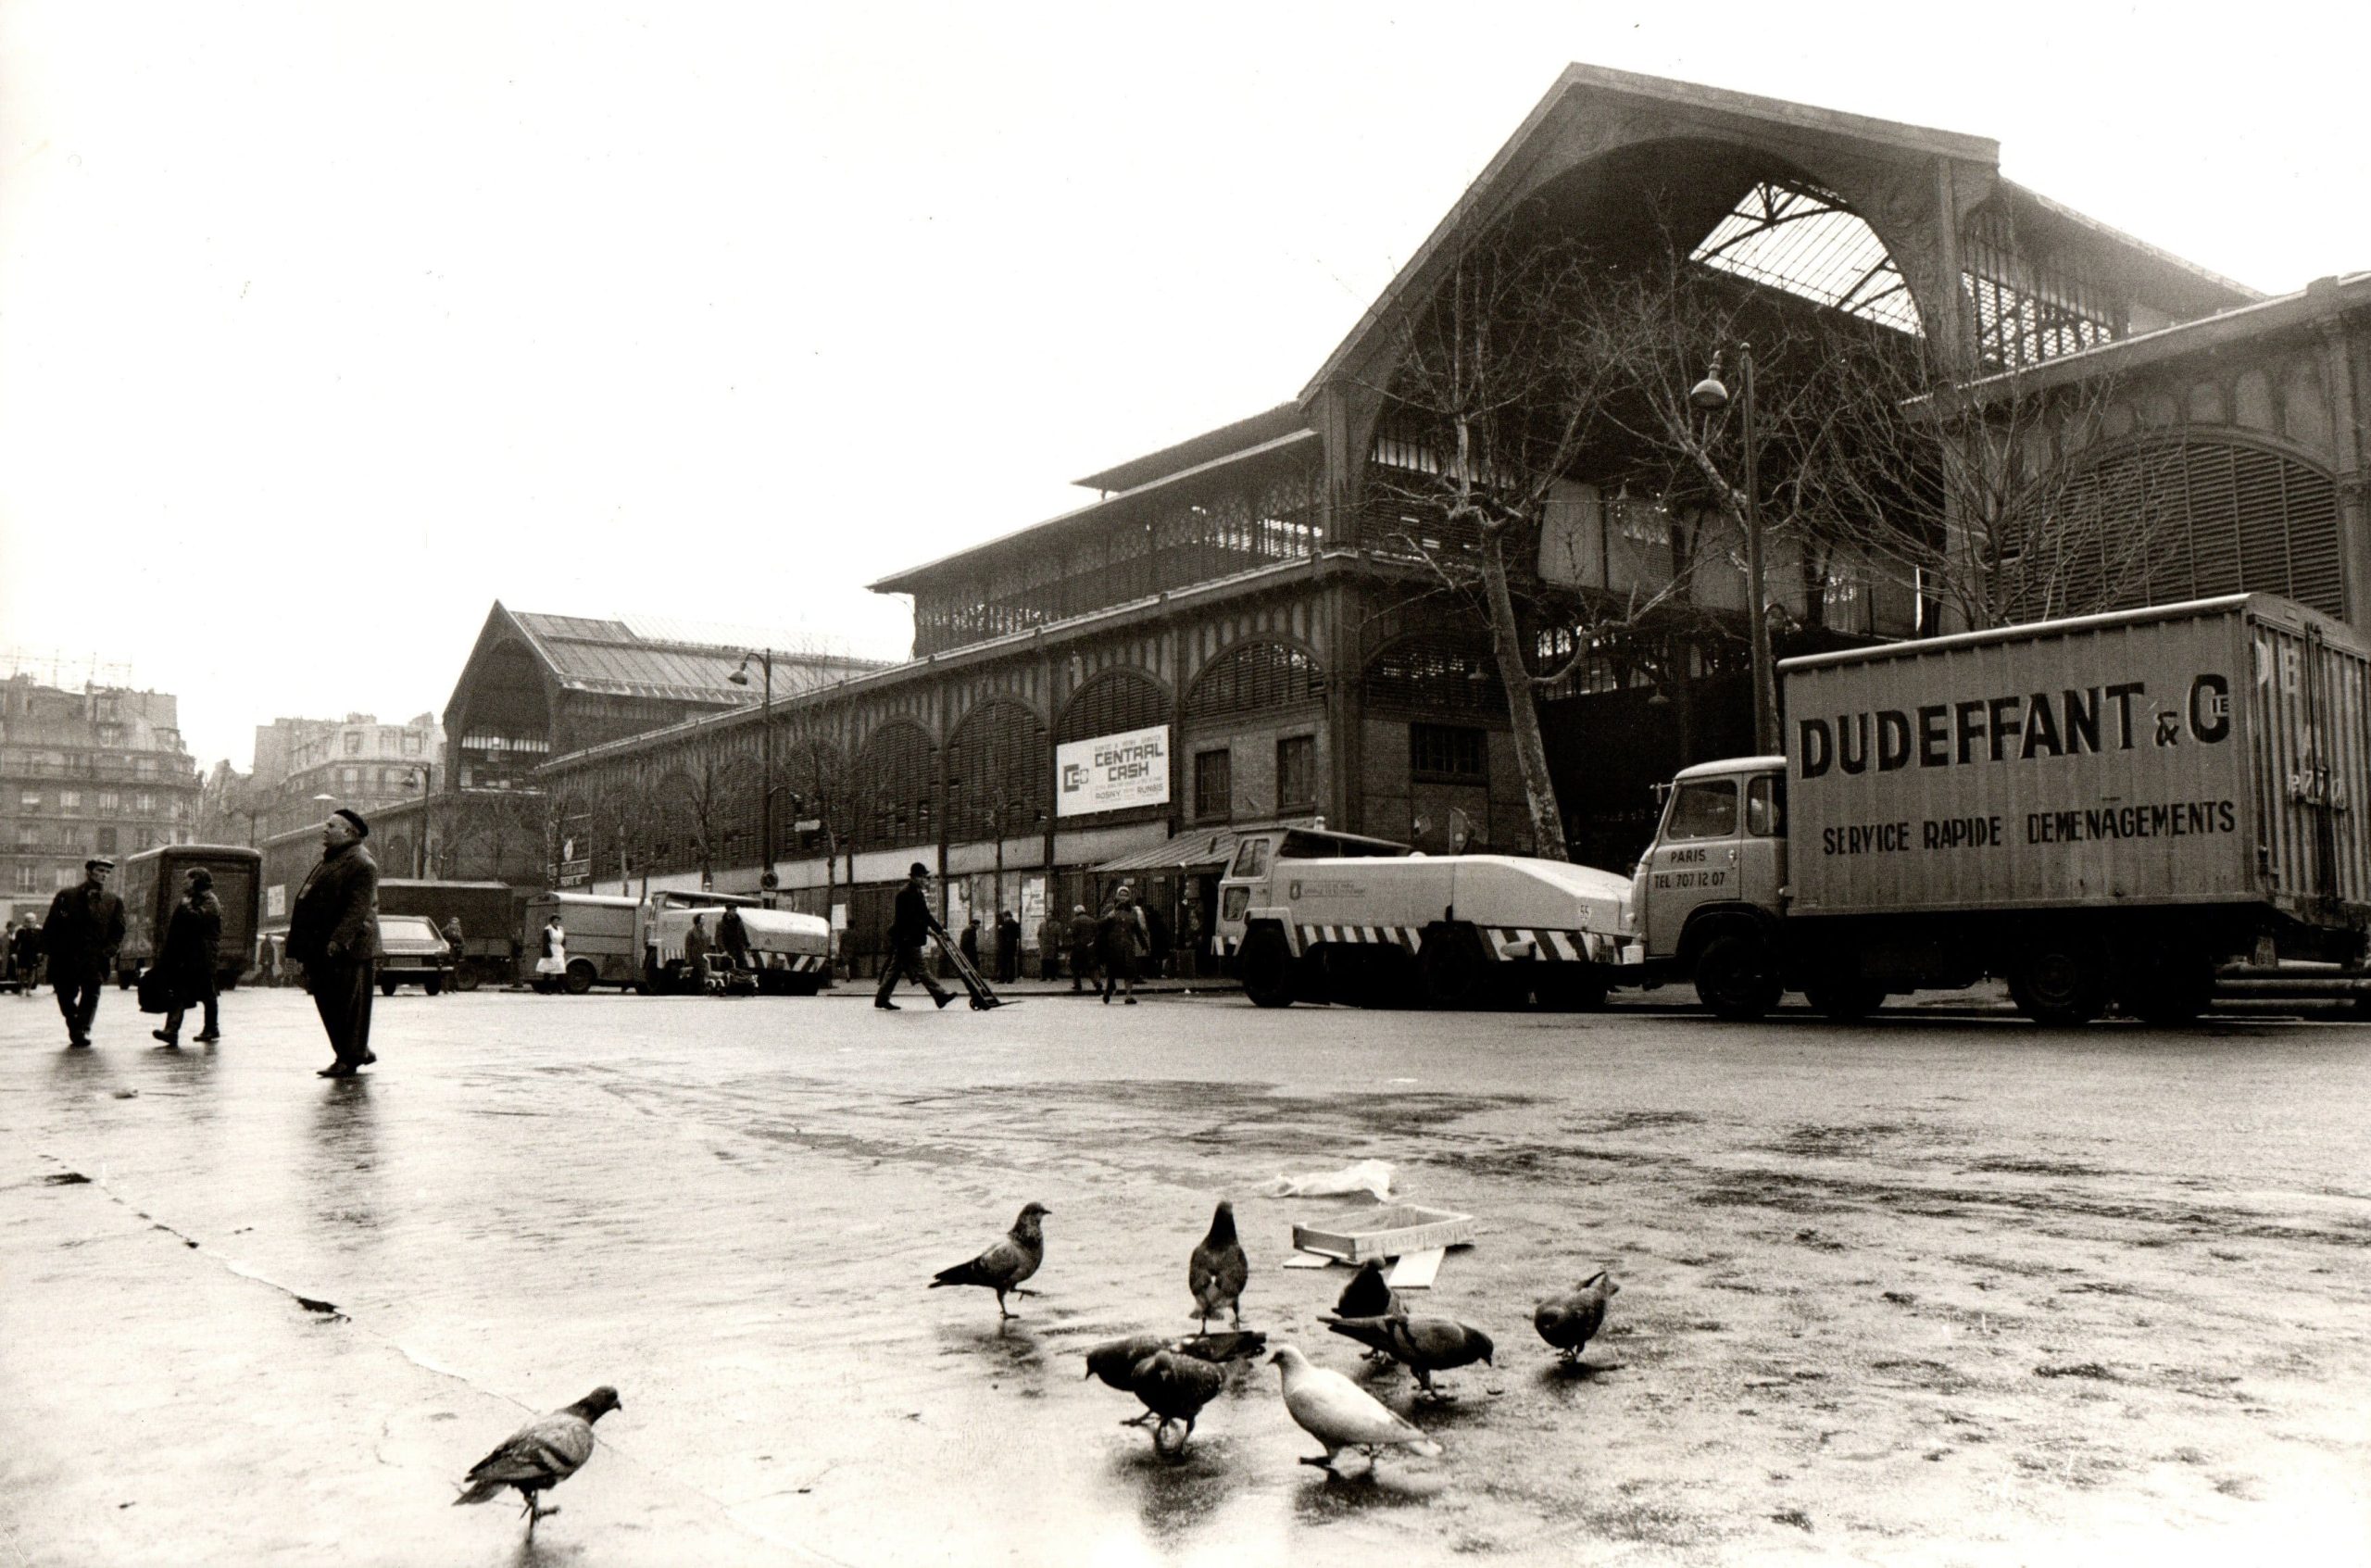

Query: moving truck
[1627,595,2371,1023]
[376,879,525,990]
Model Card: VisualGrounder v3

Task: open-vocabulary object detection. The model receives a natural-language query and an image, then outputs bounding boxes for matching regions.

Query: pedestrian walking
[719,904,751,973]
[994,909,1021,985]
[153,866,223,1047]
[534,914,569,990]
[1066,903,1097,993]
[959,917,981,973]
[1098,884,1149,1006]
[1036,910,1063,983]
[1,918,17,994]
[16,920,43,996]
[286,808,381,1078]
[874,862,955,1010]
[43,857,125,1047]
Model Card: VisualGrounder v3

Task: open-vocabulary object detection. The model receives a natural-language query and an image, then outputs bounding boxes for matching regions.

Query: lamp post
[1689,345,1778,755]
[729,650,777,906]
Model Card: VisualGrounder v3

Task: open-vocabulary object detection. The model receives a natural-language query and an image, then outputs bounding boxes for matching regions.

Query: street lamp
[728,650,777,905]
[1689,345,1779,756]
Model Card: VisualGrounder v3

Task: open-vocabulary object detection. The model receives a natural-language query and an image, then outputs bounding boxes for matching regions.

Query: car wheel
[381,977,398,997]
[1695,931,1781,1022]
[424,977,443,997]
[1239,927,1297,1009]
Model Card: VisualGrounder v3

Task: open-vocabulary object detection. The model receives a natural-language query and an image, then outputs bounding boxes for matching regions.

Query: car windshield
[381,917,441,943]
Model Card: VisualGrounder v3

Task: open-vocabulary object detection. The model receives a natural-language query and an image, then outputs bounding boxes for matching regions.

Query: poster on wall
[1055,724,1171,818]
[1018,875,1047,950]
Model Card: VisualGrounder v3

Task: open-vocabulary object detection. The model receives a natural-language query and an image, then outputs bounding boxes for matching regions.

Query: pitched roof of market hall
[867,61,2263,599]
[449,602,890,707]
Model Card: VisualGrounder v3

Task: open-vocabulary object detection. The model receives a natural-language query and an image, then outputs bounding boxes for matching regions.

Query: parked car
[377,915,455,996]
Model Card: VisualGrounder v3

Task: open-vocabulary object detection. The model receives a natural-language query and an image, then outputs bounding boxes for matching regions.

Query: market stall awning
[1093,827,1252,876]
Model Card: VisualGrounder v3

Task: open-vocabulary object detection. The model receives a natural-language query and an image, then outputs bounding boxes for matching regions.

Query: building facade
[534,65,2370,974]
[0,675,201,925]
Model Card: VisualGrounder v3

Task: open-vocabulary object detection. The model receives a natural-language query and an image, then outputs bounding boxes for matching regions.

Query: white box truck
[1626,594,2371,1024]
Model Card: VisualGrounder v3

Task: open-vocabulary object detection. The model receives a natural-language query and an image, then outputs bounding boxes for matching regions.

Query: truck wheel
[564,959,596,996]
[1802,980,1887,1022]
[1695,932,1781,1022]
[454,966,482,993]
[1417,925,1490,1010]
[1239,928,1297,1009]
[2007,935,2110,1025]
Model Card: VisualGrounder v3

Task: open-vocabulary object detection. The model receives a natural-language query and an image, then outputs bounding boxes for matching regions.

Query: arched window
[945,699,1046,842]
[1185,641,1325,723]
[854,723,935,850]
[1362,636,1505,717]
[1058,670,1167,745]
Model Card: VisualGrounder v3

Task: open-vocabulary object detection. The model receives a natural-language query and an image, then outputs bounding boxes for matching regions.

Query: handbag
[136,964,175,1014]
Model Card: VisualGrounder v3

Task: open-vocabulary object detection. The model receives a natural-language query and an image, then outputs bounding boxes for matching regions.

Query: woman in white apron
[534,915,568,991]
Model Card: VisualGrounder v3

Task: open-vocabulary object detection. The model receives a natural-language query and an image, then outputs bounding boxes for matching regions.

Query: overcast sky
[4,1,2365,770]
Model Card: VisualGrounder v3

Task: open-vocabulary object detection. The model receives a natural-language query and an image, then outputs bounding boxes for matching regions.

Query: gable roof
[456,604,887,709]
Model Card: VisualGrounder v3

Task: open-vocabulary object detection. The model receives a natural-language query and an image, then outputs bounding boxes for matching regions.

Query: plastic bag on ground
[1255,1159,1394,1200]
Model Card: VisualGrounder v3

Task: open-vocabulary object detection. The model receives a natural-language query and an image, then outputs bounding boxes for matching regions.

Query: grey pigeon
[1129,1348,1229,1458]
[1334,1258,1399,1319]
[1188,1199,1249,1331]
[1085,1328,1268,1434]
[1270,1345,1440,1473]
[1323,1311,1494,1397]
[930,1201,1049,1318]
[1533,1269,1619,1365]
[453,1386,621,1535]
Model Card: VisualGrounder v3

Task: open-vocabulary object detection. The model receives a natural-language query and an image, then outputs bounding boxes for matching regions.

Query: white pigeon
[1269,1345,1441,1472]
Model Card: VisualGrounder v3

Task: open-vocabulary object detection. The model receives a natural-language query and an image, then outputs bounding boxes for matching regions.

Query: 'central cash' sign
[1056,725,1171,818]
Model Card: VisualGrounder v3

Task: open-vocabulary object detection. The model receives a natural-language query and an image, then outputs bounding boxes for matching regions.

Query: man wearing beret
[287,807,382,1077]
[43,856,125,1047]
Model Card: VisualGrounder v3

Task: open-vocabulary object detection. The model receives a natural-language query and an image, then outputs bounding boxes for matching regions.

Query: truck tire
[2115,937,2214,1025]
[2007,933,2110,1025]
[1239,927,1297,1009]
[1695,931,1781,1022]
[454,965,482,993]
[564,959,596,996]
[1417,924,1491,1010]
[1802,979,1887,1022]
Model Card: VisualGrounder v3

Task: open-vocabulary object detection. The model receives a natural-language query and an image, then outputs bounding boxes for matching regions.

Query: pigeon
[1322,1311,1494,1397]
[453,1386,621,1535]
[1334,1258,1400,1320]
[1085,1328,1269,1433]
[1128,1348,1229,1458]
[1533,1269,1620,1365]
[930,1201,1049,1318]
[1269,1345,1440,1473]
[1188,1199,1249,1330]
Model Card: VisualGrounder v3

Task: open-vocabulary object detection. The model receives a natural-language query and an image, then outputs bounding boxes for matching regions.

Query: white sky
[4,1,2366,770]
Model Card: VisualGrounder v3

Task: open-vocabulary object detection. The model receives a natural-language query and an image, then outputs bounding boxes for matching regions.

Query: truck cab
[1630,756,1790,1010]
[1215,823,1413,957]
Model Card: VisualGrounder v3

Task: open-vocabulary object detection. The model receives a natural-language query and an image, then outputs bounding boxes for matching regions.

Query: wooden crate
[1291,1204,1476,1263]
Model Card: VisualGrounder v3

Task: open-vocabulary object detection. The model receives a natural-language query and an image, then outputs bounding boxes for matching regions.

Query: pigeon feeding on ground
[1270,1346,1440,1474]
[453,1386,621,1535]
[1332,1260,1400,1364]
[1533,1269,1620,1365]
[1188,1199,1249,1331]
[1086,1329,1268,1451]
[1322,1311,1494,1398]
[930,1201,1049,1319]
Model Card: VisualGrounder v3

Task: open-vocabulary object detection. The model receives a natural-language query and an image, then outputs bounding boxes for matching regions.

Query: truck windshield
[1665,779,1738,841]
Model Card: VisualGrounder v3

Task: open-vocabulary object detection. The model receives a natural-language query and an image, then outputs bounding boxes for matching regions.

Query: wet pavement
[4,985,2369,1565]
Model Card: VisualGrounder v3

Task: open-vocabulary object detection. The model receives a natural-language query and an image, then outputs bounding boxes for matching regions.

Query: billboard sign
[1056,725,1171,818]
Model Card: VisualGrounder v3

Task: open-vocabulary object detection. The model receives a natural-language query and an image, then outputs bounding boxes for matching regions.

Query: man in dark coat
[718,904,751,972]
[43,857,125,1046]
[874,862,954,1010]
[154,866,223,1047]
[286,808,381,1078]
[1066,903,1097,993]
[1036,910,1063,983]
[994,909,1021,985]
[683,913,712,984]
